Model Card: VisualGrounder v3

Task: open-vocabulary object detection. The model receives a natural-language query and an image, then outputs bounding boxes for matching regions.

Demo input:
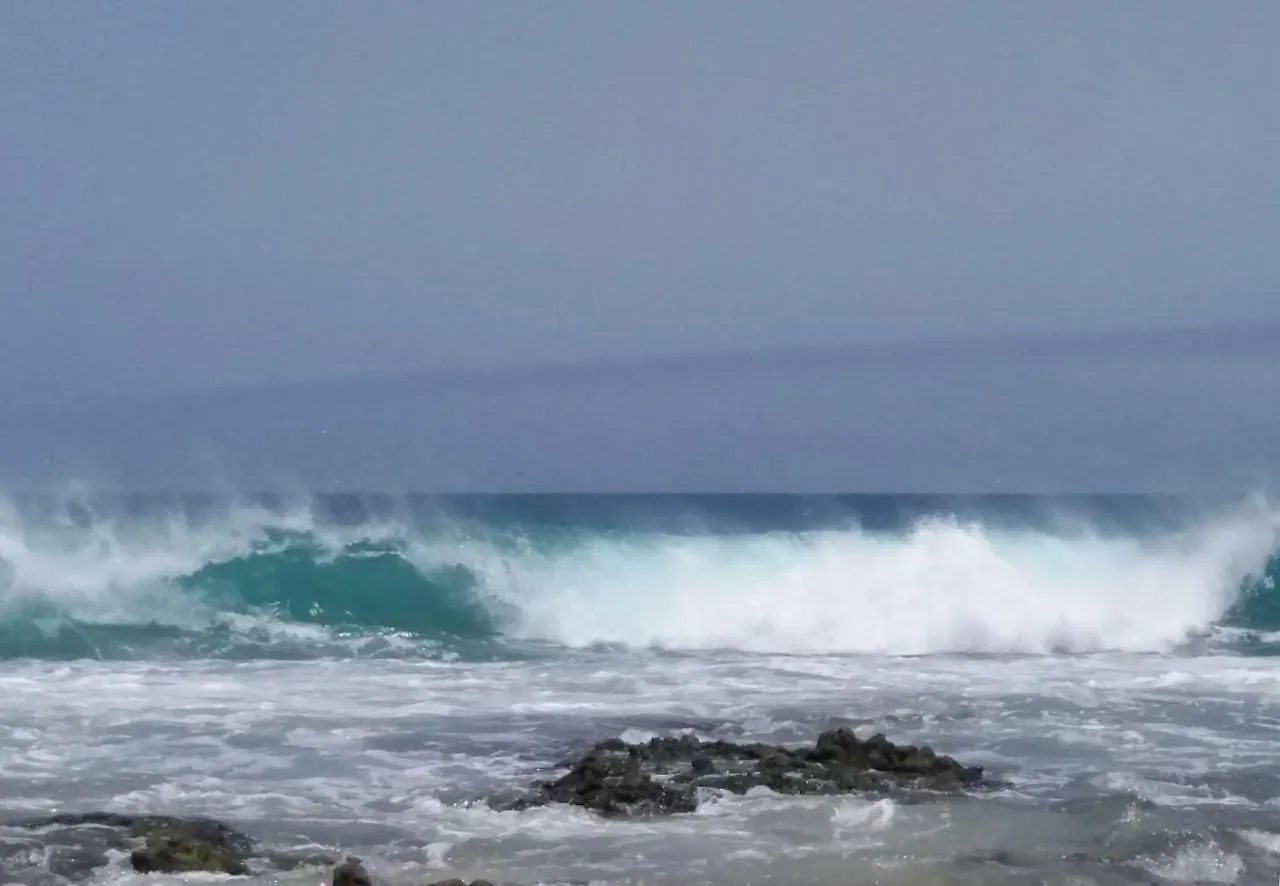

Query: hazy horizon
[2,317,1277,495]
[4,3,1280,491]
[5,315,1278,417]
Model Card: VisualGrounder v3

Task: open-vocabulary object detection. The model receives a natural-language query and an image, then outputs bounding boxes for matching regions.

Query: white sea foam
[0,494,1277,657]
[1140,842,1245,883]
[5,496,1280,885]
[436,505,1280,655]
[1,647,1279,884]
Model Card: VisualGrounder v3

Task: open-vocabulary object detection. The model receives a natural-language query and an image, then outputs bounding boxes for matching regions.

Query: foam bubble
[1140,842,1244,883]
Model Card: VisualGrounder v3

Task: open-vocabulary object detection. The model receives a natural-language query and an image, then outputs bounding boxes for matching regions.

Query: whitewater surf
[2,493,1280,885]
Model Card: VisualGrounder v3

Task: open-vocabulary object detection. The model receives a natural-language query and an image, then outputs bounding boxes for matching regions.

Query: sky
[2,3,1280,491]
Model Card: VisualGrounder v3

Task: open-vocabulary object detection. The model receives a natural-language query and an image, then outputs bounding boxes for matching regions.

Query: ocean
[2,492,1280,886]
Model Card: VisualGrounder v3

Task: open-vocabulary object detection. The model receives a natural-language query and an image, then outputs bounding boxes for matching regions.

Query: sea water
[2,493,1280,885]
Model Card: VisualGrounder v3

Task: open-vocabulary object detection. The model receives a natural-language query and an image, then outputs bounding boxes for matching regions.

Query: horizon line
[164,314,1280,397]
[10,315,1280,417]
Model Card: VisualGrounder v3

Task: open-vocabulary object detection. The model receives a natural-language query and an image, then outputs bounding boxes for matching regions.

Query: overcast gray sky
[4,2,1279,408]
[3,3,1280,492]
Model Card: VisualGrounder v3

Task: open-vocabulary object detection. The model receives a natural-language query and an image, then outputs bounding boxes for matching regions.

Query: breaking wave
[0,495,1276,660]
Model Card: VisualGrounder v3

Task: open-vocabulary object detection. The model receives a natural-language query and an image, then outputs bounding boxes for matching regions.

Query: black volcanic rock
[501,727,994,816]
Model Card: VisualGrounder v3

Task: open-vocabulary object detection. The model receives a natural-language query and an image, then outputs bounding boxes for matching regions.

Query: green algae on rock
[14,813,254,876]
[129,817,250,875]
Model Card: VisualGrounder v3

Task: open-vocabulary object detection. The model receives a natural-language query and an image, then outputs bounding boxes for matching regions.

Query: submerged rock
[506,727,993,816]
[14,813,254,876]
[129,820,247,876]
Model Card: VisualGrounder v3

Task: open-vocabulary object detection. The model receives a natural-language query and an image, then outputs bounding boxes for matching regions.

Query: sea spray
[444,510,1279,654]
[0,493,1276,659]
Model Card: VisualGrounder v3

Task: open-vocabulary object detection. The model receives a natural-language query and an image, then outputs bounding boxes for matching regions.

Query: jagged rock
[539,750,698,816]
[506,727,993,816]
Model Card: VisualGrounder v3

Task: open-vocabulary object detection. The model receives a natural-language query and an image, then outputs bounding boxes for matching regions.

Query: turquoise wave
[179,535,497,638]
[0,537,506,660]
[0,495,1277,660]
[1224,555,1280,626]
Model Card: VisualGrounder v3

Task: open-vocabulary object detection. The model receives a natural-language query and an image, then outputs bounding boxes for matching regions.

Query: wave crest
[0,496,1276,659]
[450,513,1279,655]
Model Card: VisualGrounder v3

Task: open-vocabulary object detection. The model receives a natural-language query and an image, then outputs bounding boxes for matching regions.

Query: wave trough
[0,496,1276,660]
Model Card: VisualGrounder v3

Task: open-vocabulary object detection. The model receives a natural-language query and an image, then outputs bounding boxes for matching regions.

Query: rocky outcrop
[501,727,991,816]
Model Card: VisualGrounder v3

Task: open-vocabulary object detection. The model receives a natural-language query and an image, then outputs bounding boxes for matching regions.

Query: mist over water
[0,492,1276,661]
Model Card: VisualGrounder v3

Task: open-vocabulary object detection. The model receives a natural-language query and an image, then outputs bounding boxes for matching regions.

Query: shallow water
[4,649,1280,885]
